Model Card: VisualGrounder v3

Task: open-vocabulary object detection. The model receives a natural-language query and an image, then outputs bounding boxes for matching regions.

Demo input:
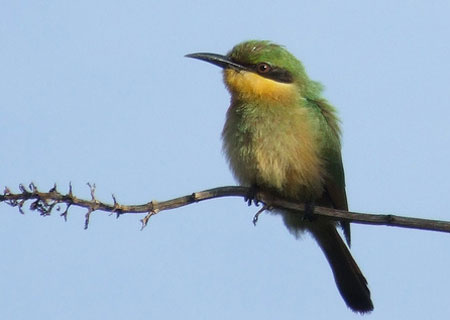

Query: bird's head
[186,40,309,103]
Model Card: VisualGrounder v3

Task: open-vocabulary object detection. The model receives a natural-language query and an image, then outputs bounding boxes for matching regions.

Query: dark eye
[256,63,271,74]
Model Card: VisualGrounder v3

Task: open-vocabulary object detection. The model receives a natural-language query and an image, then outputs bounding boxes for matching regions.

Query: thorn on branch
[60,204,71,221]
[112,194,118,206]
[140,210,158,230]
[87,183,96,201]
[68,182,73,197]
[19,184,28,194]
[29,182,38,193]
[84,209,92,230]
[49,183,57,193]
[139,201,161,230]
[111,194,123,218]
[18,200,25,215]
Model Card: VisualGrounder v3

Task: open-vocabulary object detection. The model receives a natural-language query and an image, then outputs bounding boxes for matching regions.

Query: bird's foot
[252,204,272,226]
[244,185,260,207]
[302,201,316,221]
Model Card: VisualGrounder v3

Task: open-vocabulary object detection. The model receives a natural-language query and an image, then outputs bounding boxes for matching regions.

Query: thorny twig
[1,183,450,233]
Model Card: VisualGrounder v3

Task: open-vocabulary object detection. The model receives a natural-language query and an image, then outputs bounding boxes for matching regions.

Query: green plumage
[187,40,373,313]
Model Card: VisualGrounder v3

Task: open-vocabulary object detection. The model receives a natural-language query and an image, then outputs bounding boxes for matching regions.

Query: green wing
[306,97,351,245]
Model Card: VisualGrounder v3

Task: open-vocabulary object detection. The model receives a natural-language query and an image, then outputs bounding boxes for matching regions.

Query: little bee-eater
[186,40,373,313]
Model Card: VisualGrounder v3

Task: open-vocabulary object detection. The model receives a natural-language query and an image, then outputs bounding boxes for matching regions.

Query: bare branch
[1,184,449,233]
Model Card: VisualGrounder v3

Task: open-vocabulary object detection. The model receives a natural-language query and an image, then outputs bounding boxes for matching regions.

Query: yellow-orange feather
[224,69,297,104]
[222,69,324,201]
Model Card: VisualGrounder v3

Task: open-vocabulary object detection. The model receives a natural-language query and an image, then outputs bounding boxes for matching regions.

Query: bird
[186,40,373,313]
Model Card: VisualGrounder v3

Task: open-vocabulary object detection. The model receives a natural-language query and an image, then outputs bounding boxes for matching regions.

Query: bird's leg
[244,184,260,207]
[252,204,272,226]
[303,201,316,221]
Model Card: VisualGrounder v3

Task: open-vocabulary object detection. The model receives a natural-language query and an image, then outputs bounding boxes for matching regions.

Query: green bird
[186,40,373,313]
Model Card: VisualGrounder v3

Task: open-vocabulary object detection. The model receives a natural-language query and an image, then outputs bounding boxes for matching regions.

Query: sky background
[1,1,450,319]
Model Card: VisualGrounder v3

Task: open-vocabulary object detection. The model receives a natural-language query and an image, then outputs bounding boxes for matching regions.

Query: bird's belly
[223,115,324,201]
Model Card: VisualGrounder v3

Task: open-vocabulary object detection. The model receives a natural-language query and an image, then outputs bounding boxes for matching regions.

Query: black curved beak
[185,52,247,71]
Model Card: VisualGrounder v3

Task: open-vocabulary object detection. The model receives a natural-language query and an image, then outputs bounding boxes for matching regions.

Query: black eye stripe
[265,67,293,83]
[228,59,294,83]
[251,64,293,83]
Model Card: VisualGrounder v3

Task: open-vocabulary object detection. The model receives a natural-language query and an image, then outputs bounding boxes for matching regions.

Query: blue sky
[1,1,450,319]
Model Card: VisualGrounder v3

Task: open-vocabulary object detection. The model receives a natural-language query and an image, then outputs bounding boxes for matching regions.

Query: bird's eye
[256,63,271,74]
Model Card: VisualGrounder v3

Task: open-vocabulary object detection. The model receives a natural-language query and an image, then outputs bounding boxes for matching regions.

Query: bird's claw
[244,186,260,207]
[302,201,316,221]
[252,204,271,226]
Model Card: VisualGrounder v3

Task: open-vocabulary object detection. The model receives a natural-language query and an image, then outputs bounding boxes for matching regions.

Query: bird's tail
[309,222,374,313]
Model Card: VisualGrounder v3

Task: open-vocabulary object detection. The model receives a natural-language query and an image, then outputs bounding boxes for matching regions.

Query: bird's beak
[185,52,247,71]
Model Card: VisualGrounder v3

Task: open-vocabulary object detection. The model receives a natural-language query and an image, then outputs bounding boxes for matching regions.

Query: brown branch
[1,183,450,233]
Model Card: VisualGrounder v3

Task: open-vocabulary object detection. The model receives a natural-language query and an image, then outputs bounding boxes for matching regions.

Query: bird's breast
[222,100,325,200]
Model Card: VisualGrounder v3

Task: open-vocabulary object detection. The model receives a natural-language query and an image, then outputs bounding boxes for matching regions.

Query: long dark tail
[310,223,374,313]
